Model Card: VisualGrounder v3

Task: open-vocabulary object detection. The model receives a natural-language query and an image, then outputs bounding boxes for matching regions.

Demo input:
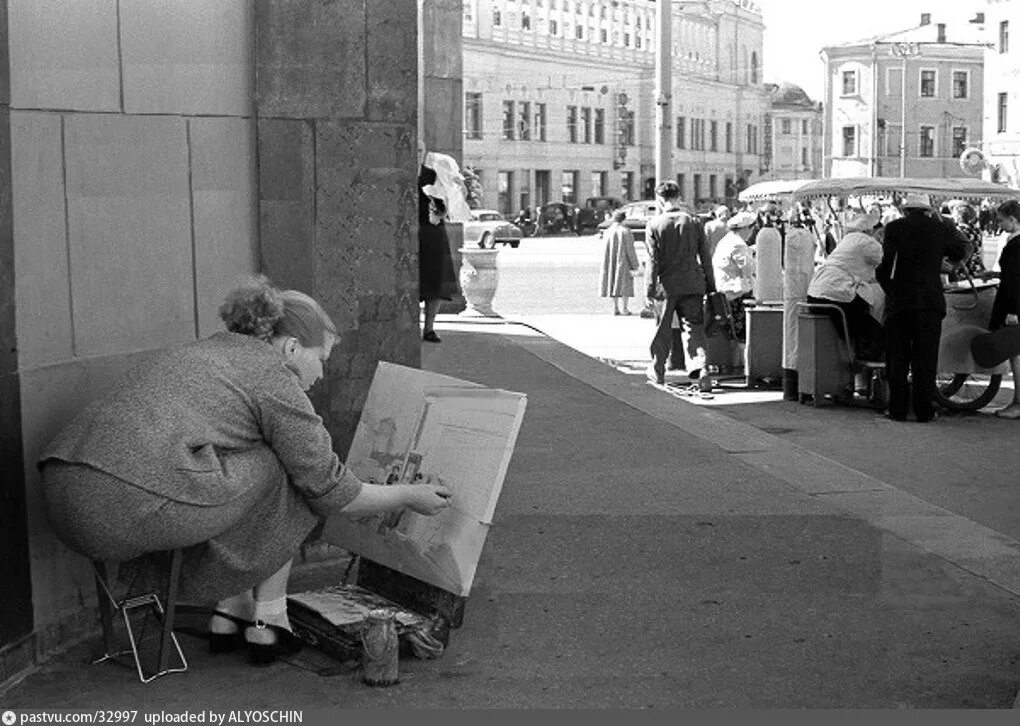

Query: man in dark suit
[645,180,716,388]
[876,193,972,422]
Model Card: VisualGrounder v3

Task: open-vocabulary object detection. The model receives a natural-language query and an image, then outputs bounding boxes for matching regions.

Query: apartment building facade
[983,0,1020,187]
[820,14,985,179]
[461,0,769,213]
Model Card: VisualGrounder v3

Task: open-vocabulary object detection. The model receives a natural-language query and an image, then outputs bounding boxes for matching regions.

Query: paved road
[491,233,646,317]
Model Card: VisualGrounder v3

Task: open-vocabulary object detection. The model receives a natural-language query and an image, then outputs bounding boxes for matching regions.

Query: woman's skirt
[41,448,319,601]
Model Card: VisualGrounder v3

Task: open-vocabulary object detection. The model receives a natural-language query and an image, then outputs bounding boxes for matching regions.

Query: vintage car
[535,202,577,236]
[576,196,624,234]
[595,200,660,243]
[462,209,523,248]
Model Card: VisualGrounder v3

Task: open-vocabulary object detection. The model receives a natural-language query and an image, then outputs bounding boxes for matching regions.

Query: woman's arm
[341,478,451,516]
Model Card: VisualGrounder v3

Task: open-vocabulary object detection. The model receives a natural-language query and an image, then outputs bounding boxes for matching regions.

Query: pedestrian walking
[875,193,972,422]
[989,200,1020,419]
[599,210,640,315]
[644,180,716,388]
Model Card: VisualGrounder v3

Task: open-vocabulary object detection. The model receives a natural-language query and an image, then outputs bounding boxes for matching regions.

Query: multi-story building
[461,0,769,213]
[761,82,823,181]
[983,1,1020,188]
[820,13,985,179]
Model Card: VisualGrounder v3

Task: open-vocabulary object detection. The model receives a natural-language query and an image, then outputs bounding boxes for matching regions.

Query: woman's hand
[405,475,452,516]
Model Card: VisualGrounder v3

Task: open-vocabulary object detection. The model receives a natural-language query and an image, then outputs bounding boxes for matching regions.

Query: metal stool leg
[91,550,188,683]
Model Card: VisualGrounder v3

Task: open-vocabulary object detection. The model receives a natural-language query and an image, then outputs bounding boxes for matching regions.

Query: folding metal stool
[91,549,188,683]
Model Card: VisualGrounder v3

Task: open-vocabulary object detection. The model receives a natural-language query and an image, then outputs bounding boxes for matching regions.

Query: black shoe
[244,621,303,666]
[208,610,252,654]
[422,331,441,343]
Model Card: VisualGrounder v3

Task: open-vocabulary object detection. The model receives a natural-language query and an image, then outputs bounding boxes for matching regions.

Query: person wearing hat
[876,193,973,422]
[711,211,757,345]
[807,211,886,364]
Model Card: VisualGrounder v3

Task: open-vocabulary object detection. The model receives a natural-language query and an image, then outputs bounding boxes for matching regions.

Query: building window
[522,12,531,30]
[550,19,558,35]
[883,123,902,157]
[952,127,967,157]
[841,126,856,157]
[591,171,607,197]
[622,171,634,201]
[801,119,809,135]
[535,170,551,206]
[518,101,531,140]
[502,101,515,140]
[710,120,718,151]
[725,122,732,152]
[841,70,857,95]
[575,24,584,39]
[1000,20,1009,54]
[801,147,808,166]
[693,174,702,202]
[498,171,514,215]
[535,103,547,141]
[676,116,686,149]
[998,92,1008,133]
[676,173,685,199]
[465,92,483,140]
[746,123,756,154]
[567,105,578,142]
[600,28,607,43]
[493,9,502,26]
[622,109,635,145]
[919,125,935,157]
[582,107,592,143]
[561,170,578,204]
[751,51,758,84]
[919,70,936,98]
[952,71,969,99]
[781,119,791,135]
[594,108,605,144]
[708,174,717,199]
[886,67,903,96]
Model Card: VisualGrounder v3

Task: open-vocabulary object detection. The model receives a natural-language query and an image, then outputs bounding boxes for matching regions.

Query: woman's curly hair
[219,276,286,342]
[219,275,337,347]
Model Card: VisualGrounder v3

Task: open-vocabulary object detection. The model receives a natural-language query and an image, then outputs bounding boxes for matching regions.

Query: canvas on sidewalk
[322,362,528,597]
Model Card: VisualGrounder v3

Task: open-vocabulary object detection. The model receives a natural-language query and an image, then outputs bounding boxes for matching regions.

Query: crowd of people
[602,183,1020,421]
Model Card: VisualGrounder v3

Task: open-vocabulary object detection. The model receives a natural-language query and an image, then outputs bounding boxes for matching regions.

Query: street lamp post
[889,42,920,177]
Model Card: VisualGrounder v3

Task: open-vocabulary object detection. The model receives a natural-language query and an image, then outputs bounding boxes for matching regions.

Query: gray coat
[599,223,640,297]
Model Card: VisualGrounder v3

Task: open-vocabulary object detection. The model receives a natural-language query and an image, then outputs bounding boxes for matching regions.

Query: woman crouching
[39,277,451,665]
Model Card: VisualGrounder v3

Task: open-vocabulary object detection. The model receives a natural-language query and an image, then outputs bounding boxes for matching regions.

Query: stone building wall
[0,0,434,678]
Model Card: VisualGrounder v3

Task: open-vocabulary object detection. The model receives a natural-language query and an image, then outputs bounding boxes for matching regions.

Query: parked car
[576,196,624,234]
[535,202,577,236]
[462,209,523,248]
[595,200,660,243]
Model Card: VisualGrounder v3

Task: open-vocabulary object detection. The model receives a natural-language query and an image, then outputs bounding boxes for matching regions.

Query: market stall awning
[791,177,1019,203]
[738,179,816,202]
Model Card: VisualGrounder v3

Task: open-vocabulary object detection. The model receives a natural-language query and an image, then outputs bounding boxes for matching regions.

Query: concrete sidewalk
[4,320,1020,708]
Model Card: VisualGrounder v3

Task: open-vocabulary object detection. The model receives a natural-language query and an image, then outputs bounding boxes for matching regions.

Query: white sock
[253,595,291,632]
[211,590,254,634]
